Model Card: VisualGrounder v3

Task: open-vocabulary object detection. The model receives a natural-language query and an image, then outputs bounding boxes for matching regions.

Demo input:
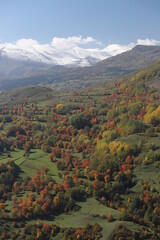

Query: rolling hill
[0,59,160,239]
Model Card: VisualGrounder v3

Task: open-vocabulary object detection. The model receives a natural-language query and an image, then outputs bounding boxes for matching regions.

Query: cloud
[0,39,39,50]
[103,43,134,56]
[0,36,159,66]
[103,38,160,57]
[16,38,39,48]
[51,36,100,50]
[137,38,160,46]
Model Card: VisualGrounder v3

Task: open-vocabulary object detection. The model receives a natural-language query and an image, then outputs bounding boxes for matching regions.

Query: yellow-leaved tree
[144,106,160,125]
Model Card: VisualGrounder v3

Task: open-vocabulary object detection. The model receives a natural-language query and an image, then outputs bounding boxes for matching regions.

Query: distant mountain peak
[0,44,109,67]
[0,44,160,90]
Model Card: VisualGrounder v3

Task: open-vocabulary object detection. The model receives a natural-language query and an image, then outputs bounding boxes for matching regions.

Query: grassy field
[133,164,160,192]
[20,149,62,183]
[0,149,62,183]
[23,197,144,239]
[26,198,147,240]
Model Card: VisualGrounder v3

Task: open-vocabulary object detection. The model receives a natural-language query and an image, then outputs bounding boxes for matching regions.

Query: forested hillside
[0,63,159,239]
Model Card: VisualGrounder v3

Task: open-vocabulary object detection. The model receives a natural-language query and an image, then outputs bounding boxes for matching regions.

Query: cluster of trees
[23,222,60,239]
[0,161,19,199]
[0,221,102,240]
[63,222,102,240]
[10,168,87,220]
[111,224,153,240]
[0,137,10,152]
[128,183,160,230]
[144,105,160,125]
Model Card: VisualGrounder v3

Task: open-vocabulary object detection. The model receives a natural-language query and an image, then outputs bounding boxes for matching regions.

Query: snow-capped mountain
[0,43,110,67]
[0,39,131,80]
[0,37,159,91]
[0,37,142,81]
[0,44,160,91]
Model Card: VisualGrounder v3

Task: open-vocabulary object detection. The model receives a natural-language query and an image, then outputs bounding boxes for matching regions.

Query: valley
[0,62,159,239]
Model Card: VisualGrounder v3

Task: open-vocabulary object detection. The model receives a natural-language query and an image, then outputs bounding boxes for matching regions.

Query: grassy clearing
[55,198,119,228]
[133,163,160,192]
[0,148,62,183]
[19,149,62,183]
[25,198,143,240]
[24,197,119,226]
[0,149,25,163]
[101,221,143,240]
[54,197,143,240]
[77,198,119,218]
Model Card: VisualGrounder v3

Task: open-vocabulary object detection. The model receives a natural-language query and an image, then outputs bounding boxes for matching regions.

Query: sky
[0,0,160,62]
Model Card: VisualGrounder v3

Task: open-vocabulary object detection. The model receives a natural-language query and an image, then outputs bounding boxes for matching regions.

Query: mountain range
[0,45,160,90]
[0,45,107,68]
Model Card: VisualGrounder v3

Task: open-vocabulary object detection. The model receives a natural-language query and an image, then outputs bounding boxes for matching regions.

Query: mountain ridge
[0,44,109,68]
[0,45,160,90]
